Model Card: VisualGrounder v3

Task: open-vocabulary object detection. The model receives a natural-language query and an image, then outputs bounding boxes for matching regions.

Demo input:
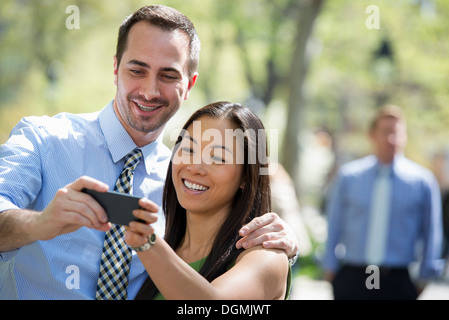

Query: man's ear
[183,72,198,101]
[113,55,118,86]
[368,130,376,143]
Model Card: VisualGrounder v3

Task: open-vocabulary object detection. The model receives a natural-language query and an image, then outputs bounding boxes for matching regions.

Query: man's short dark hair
[116,5,200,78]
[369,104,404,132]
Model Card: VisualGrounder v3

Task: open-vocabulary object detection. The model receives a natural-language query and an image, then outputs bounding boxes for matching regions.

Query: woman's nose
[186,162,206,175]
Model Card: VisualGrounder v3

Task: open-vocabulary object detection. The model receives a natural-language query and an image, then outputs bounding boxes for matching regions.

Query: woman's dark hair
[116,5,200,78]
[135,101,271,299]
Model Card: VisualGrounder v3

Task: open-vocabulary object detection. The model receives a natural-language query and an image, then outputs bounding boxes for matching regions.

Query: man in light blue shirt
[322,105,444,299]
[0,5,298,299]
[0,102,169,299]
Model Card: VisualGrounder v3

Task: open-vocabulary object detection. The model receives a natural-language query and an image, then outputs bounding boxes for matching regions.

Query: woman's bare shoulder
[235,245,289,267]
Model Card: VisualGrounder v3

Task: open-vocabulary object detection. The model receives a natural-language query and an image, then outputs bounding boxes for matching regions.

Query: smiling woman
[125,101,291,300]
[172,114,245,220]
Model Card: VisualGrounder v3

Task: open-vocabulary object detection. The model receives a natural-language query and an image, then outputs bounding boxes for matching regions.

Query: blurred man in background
[322,104,444,300]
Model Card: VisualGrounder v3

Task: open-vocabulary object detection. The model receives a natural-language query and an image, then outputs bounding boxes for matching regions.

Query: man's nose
[139,76,160,100]
[387,133,398,145]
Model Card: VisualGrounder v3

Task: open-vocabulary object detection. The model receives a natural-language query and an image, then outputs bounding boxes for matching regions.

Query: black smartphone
[81,188,144,226]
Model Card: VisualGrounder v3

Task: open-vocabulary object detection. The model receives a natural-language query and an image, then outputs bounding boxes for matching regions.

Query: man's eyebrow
[127,60,182,75]
[127,59,149,68]
[161,67,183,77]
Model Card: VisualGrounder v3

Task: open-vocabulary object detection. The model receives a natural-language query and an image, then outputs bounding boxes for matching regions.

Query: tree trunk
[282,0,325,199]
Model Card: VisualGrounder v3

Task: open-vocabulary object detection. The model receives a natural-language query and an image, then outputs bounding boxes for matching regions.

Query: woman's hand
[124,198,159,248]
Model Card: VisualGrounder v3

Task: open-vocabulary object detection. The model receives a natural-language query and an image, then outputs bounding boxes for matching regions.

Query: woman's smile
[182,178,209,193]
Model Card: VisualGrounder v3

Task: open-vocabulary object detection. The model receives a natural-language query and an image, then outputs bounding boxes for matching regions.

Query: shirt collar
[99,100,164,175]
[373,153,405,176]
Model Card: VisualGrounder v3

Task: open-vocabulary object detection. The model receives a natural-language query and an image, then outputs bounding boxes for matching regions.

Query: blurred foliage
[308,0,449,167]
[1,0,449,204]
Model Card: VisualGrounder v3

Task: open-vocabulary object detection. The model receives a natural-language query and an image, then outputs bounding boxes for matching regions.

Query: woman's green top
[153,256,291,300]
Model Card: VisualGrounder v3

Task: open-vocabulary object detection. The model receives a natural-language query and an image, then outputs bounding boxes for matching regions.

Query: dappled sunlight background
[2,0,449,296]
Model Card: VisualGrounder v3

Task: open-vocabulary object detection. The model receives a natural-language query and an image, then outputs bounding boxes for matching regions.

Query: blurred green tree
[1,0,449,205]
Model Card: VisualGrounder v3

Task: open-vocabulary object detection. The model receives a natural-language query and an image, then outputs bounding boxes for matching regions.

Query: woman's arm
[209,246,289,300]
[126,200,289,300]
[135,236,288,300]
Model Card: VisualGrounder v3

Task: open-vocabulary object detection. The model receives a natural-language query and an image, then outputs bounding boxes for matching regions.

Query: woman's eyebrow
[186,135,197,144]
[184,134,233,153]
[210,144,232,154]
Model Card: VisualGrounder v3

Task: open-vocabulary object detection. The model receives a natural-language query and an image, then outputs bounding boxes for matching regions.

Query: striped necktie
[365,165,391,266]
[95,148,143,300]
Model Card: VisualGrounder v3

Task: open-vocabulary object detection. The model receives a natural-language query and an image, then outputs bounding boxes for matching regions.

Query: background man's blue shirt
[322,154,444,280]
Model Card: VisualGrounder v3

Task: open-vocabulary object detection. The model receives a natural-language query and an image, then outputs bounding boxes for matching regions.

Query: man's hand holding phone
[81,188,159,226]
[81,186,159,249]
[27,175,159,248]
[29,176,110,243]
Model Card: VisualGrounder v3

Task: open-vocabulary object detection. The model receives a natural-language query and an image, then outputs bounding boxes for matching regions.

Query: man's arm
[418,173,445,280]
[0,176,111,252]
[0,209,41,252]
[321,171,344,279]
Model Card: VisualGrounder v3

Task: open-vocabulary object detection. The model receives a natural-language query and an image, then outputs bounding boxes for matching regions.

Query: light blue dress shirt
[322,154,444,280]
[0,100,171,299]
